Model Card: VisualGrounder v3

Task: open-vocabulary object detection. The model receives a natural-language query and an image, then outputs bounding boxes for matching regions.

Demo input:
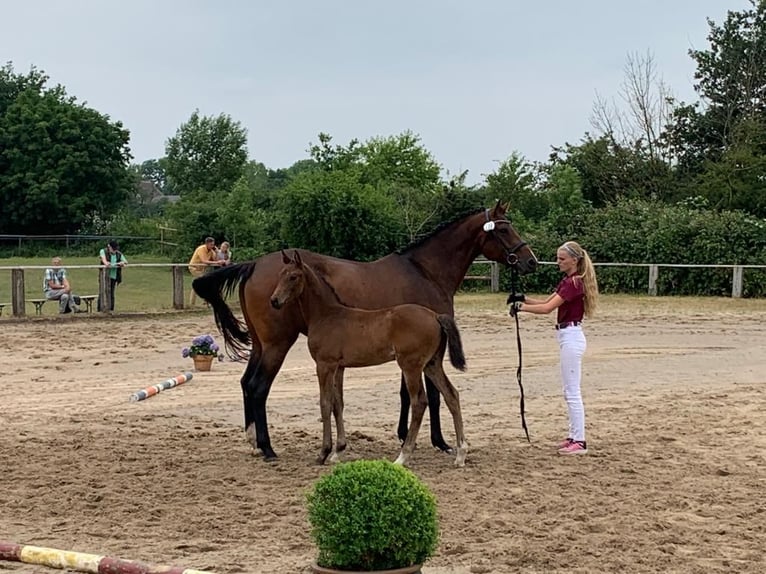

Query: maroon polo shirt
[555,275,585,324]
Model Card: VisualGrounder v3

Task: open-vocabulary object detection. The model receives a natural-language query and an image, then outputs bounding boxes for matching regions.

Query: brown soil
[1,298,764,573]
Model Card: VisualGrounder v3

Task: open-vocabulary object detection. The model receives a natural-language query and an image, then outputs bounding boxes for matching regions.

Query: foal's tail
[437,315,467,372]
[192,263,255,358]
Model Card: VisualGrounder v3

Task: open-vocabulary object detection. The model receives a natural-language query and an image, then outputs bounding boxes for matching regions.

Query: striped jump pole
[0,541,215,574]
[129,372,194,402]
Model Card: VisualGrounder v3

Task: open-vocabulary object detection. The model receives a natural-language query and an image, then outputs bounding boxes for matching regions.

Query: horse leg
[425,362,468,467]
[425,374,452,454]
[329,367,346,464]
[247,339,296,461]
[394,368,428,467]
[397,373,410,442]
[240,351,260,444]
[316,362,336,465]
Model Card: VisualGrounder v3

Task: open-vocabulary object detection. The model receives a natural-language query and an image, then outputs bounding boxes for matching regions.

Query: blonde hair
[560,241,599,318]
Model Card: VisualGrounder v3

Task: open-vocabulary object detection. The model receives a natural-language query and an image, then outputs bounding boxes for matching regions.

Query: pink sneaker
[558,441,587,455]
[557,438,573,449]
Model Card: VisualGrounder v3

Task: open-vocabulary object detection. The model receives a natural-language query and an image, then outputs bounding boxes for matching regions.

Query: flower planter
[192,354,214,372]
[310,563,422,574]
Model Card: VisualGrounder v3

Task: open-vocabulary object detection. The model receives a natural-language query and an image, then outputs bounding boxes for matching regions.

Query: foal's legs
[398,375,451,453]
[424,361,468,467]
[394,367,428,467]
[315,362,337,465]
[328,366,346,463]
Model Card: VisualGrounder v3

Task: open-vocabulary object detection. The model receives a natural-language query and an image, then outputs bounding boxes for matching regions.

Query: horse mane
[395,207,485,255]
[305,262,352,307]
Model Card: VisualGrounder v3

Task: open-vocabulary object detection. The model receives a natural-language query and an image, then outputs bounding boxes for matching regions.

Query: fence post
[490,262,499,293]
[98,267,112,312]
[172,265,185,309]
[732,265,743,298]
[648,265,658,296]
[11,268,26,317]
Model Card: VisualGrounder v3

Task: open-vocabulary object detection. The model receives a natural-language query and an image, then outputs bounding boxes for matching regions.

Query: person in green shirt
[98,240,128,311]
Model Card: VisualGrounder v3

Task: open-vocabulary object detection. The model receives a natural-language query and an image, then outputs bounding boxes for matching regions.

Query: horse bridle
[482,208,528,266]
[482,208,531,442]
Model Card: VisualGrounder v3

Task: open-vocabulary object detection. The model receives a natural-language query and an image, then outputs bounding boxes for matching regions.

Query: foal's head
[270,250,307,309]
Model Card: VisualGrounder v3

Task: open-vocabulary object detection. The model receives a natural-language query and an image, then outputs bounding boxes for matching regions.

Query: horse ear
[281,250,290,264]
[493,199,508,216]
[293,250,303,267]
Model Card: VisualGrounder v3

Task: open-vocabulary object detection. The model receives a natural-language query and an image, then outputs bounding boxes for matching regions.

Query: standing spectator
[98,240,128,311]
[216,241,232,266]
[188,236,221,305]
[43,257,82,314]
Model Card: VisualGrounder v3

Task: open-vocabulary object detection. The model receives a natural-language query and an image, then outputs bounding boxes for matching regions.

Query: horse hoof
[431,438,453,454]
[260,447,278,462]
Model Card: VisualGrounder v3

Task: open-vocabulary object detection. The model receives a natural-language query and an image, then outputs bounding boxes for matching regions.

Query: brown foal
[270,250,469,467]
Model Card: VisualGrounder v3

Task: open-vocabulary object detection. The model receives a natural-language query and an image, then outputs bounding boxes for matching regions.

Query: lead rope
[510,267,531,442]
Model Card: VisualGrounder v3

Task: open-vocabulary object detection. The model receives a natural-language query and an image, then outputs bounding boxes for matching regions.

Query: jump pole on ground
[0,540,215,574]
[129,372,194,402]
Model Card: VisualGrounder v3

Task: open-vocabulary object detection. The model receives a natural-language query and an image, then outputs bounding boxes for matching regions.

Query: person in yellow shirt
[188,236,221,305]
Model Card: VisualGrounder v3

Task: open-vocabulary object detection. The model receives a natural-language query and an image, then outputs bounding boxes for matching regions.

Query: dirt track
[1,296,765,573]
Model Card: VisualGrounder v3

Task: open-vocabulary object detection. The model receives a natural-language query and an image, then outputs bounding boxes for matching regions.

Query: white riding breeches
[557,325,587,442]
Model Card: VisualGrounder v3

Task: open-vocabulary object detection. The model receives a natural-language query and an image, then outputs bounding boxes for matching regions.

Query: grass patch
[0,254,193,315]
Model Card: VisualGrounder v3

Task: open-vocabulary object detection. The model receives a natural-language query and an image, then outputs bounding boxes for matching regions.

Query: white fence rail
[472,258,766,298]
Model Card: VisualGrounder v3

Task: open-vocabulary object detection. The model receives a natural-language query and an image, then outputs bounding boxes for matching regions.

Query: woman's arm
[523,293,557,306]
[520,293,565,315]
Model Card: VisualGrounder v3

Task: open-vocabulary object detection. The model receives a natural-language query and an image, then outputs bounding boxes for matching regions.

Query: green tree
[278,168,404,260]
[359,132,443,242]
[663,1,766,214]
[483,152,543,220]
[550,135,674,206]
[164,110,248,196]
[0,63,133,234]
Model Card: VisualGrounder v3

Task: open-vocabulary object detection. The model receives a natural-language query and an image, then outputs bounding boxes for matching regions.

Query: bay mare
[270,250,469,467]
[192,202,537,460]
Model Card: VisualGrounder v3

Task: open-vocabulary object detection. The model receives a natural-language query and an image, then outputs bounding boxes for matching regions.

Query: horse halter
[482,209,528,266]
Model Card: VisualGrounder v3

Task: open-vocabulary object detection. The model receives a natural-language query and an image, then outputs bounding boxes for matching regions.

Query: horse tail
[192,263,256,357]
[437,315,466,372]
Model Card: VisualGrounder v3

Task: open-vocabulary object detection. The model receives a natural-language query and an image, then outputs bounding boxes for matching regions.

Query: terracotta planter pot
[192,354,214,372]
[310,562,422,574]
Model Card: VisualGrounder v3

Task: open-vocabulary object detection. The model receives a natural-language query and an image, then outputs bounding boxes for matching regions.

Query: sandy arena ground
[1,296,764,574]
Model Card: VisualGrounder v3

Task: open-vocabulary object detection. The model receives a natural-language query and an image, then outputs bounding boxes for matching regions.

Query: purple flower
[181,347,190,358]
[211,343,219,352]
[192,336,204,347]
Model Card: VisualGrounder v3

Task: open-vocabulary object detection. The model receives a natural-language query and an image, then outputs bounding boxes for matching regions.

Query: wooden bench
[79,295,97,313]
[28,295,98,316]
[29,298,48,315]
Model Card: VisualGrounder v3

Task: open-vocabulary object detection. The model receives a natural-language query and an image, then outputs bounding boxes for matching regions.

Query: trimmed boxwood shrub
[306,460,439,571]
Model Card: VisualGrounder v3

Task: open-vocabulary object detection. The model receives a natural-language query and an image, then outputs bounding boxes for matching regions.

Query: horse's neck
[299,267,344,324]
[405,220,481,293]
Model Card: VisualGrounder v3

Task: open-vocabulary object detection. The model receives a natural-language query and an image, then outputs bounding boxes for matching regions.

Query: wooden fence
[472,258,766,298]
[1,260,764,317]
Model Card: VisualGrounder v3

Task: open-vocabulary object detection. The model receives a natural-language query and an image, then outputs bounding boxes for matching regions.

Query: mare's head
[270,250,307,309]
[477,201,537,275]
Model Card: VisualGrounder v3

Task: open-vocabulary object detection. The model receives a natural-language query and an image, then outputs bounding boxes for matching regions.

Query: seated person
[43,257,82,314]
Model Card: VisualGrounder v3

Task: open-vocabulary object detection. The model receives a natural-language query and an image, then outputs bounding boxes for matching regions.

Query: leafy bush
[306,460,439,571]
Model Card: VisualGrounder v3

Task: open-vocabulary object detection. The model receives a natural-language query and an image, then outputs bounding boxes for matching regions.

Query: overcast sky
[1,1,745,183]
